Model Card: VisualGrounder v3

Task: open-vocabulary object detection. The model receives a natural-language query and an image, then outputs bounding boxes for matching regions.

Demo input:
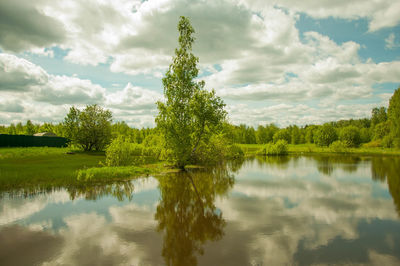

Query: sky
[0,0,400,128]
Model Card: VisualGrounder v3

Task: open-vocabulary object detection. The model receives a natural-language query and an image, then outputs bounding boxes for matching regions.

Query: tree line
[1,99,398,148]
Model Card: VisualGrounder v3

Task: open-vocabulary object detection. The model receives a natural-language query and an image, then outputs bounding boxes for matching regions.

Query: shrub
[191,135,244,165]
[330,140,349,153]
[105,137,144,166]
[339,126,361,147]
[314,124,338,147]
[382,135,394,148]
[192,134,228,165]
[258,140,288,155]
[373,121,390,140]
[360,128,371,143]
[393,138,400,149]
[362,140,381,148]
[225,144,244,159]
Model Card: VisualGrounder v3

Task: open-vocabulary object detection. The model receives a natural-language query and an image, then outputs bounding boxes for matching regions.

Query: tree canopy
[388,87,400,140]
[63,104,112,151]
[156,16,226,168]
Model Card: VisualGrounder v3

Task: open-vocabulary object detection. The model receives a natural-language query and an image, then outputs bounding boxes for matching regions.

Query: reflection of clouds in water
[0,156,399,265]
[215,156,400,265]
[0,225,64,266]
[109,203,156,231]
[131,176,158,193]
[42,211,159,266]
[0,190,71,225]
[369,250,400,265]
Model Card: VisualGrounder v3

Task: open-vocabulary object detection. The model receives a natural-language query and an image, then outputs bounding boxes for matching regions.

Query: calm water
[1,155,400,265]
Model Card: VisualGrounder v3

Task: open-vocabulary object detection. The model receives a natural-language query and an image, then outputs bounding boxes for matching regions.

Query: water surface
[1,155,399,265]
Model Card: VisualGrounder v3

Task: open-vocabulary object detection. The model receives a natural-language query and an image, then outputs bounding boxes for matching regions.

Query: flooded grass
[0,147,105,191]
[239,143,400,156]
[0,147,167,193]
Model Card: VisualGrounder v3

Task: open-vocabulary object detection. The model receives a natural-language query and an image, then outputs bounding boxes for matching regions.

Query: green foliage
[191,134,227,165]
[305,125,317,143]
[371,107,387,127]
[15,122,23,134]
[76,166,152,181]
[339,126,361,147]
[63,104,112,151]
[7,123,16,135]
[382,135,394,148]
[156,16,226,168]
[360,128,371,143]
[373,121,391,140]
[362,140,381,148]
[25,120,36,135]
[273,129,290,143]
[393,138,400,149]
[256,124,278,144]
[291,125,302,144]
[105,137,143,166]
[226,144,245,159]
[330,140,349,153]
[190,135,244,165]
[314,124,338,147]
[258,140,288,155]
[388,87,400,139]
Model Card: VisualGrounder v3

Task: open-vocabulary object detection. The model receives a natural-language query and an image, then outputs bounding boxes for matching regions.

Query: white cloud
[0,190,71,225]
[226,102,376,127]
[1,0,400,126]
[105,83,161,110]
[385,33,399,50]
[34,75,106,105]
[241,0,400,32]
[0,53,160,127]
[0,54,48,92]
[0,0,65,52]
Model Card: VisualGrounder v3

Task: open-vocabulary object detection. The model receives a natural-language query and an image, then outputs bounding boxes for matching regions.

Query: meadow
[0,147,165,193]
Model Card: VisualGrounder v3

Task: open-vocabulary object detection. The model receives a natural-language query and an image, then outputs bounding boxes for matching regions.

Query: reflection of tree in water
[1,180,137,202]
[155,166,235,266]
[313,155,361,176]
[371,156,400,216]
[255,155,291,169]
[0,187,64,200]
[225,158,245,173]
[67,181,135,201]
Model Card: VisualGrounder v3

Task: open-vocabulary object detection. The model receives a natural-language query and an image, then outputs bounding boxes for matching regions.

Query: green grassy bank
[0,147,164,192]
[239,143,400,156]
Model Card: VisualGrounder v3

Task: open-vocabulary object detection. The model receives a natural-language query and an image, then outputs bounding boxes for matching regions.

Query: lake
[1,155,399,265]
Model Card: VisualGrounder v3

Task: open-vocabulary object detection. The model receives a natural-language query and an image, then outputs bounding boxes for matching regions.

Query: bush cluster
[191,135,244,165]
[105,137,160,166]
[258,140,288,156]
[338,126,361,147]
[314,124,338,147]
[225,144,245,159]
[329,140,349,153]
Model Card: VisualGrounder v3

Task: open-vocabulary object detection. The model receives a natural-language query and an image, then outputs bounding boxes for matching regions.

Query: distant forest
[0,105,395,148]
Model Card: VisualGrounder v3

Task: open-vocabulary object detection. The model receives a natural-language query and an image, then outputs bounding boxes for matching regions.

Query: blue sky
[0,0,399,127]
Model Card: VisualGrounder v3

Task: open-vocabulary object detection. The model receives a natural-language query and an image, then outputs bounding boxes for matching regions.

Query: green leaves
[156,16,226,168]
[63,104,112,151]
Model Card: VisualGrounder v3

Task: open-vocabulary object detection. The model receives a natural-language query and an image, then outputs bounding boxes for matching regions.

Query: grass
[76,163,166,181]
[0,147,105,191]
[0,147,167,193]
[239,143,400,156]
